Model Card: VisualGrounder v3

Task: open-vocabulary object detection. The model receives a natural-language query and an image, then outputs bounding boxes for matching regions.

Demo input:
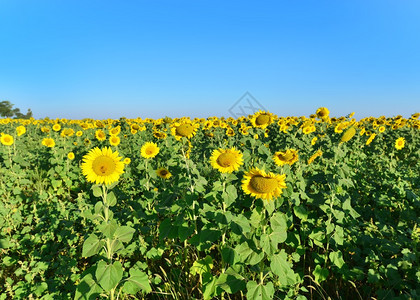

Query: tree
[0,101,33,119]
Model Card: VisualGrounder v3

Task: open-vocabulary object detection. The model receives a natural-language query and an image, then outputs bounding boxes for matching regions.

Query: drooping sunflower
[308,149,323,165]
[156,167,172,179]
[210,147,243,173]
[0,134,14,146]
[273,149,299,166]
[395,137,405,150]
[81,147,124,185]
[171,120,200,140]
[241,168,287,201]
[109,135,120,146]
[340,127,356,143]
[141,142,159,159]
[42,138,55,148]
[250,111,275,129]
[366,133,376,145]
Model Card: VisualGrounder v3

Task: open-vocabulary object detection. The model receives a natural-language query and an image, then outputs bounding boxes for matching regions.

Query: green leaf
[82,234,104,258]
[313,265,329,283]
[74,273,103,300]
[293,206,308,221]
[270,213,287,233]
[223,185,238,207]
[329,250,345,269]
[106,191,117,207]
[216,274,246,294]
[190,255,213,276]
[98,220,118,239]
[123,268,152,294]
[270,249,296,286]
[114,226,136,243]
[92,185,102,198]
[246,281,274,300]
[95,260,123,292]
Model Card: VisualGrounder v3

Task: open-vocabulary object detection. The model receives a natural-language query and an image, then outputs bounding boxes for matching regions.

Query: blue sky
[0,0,419,119]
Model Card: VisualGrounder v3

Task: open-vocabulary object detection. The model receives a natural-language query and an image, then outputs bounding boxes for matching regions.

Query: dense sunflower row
[0,108,419,299]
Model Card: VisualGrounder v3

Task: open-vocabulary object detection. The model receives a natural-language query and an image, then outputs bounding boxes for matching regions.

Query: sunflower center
[4,137,11,143]
[146,148,154,154]
[176,124,194,137]
[278,152,293,161]
[256,115,270,125]
[160,170,168,176]
[217,153,236,167]
[250,176,278,193]
[92,156,116,176]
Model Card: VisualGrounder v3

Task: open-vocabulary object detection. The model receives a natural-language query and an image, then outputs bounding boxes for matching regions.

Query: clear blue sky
[1,0,419,119]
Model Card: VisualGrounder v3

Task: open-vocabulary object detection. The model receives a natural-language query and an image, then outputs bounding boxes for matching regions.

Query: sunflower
[316,107,329,119]
[395,137,405,150]
[68,152,75,160]
[210,147,243,173]
[123,157,131,164]
[340,127,356,143]
[95,129,106,141]
[311,137,318,145]
[81,147,124,185]
[16,126,26,136]
[141,142,159,159]
[273,149,298,166]
[76,131,83,137]
[109,135,120,146]
[250,111,275,129]
[42,138,55,148]
[109,126,121,136]
[241,168,287,201]
[0,134,14,146]
[171,121,199,140]
[308,149,323,165]
[156,167,172,179]
[52,124,61,131]
[366,133,376,145]
[378,126,386,133]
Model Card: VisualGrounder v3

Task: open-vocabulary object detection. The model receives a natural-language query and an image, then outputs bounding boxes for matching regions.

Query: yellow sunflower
[273,149,298,166]
[308,149,323,165]
[68,152,75,160]
[250,111,275,129]
[0,134,14,146]
[81,147,125,185]
[52,124,61,131]
[316,107,329,119]
[241,168,287,201]
[366,133,376,145]
[123,157,131,164]
[109,135,120,146]
[76,131,83,137]
[141,142,159,159]
[340,127,356,143]
[156,167,172,179]
[109,126,121,136]
[42,138,55,148]
[16,126,26,136]
[210,147,243,173]
[171,121,199,140]
[395,137,405,150]
[95,129,106,141]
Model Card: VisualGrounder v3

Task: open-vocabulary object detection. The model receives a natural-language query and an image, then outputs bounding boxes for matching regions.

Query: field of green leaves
[0,109,419,299]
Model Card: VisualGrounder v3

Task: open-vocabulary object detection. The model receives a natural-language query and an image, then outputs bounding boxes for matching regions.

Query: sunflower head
[273,149,298,166]
[0,134,14,146]
[316,107,330,119]
[241,168,287,201]
[171,121,199,140]
[42,138,55,148]
[141,142,159,159]
[95,129,106,141]
[68,152,75,160]
[340,127,356,143]
[16,126,26,136]
[250,111,275,129]
[81,147,125,186]
[210,147,244,173]
[109,135,120,146]
[156,167,172,179]
[395,137,405,150]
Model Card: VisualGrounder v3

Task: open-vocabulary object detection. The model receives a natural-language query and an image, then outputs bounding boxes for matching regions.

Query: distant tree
[0,101,33,119]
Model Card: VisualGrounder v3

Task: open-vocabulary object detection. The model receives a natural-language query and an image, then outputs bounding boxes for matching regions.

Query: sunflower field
[0,109,419,300]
